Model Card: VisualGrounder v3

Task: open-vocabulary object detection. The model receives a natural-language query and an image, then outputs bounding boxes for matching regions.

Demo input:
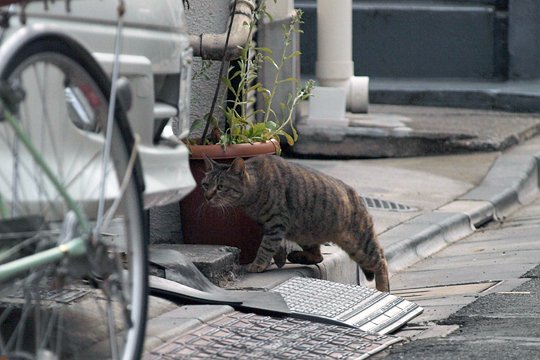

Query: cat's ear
[203,154,218,171]
[229,157,245,175]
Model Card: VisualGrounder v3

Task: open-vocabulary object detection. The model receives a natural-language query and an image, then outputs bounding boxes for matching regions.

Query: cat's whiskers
[216,203,229,217]
[195,200,210,219]
[199,196,234,217]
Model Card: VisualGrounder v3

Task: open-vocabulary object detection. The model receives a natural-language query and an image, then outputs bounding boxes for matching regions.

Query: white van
[0,0,196,208]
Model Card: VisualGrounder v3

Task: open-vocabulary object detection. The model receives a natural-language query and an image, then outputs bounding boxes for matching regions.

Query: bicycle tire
[0,37,148,359]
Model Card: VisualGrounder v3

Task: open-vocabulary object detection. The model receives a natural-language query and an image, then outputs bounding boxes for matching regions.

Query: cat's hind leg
[359,257,389,292]
[339,235,390,292]
[373,260,390,293]
[287,244,324,265]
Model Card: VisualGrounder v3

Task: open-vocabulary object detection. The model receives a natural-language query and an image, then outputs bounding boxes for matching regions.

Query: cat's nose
[204,190,215,201]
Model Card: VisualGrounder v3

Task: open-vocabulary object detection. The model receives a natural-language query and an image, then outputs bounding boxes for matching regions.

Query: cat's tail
[349,190,391,293]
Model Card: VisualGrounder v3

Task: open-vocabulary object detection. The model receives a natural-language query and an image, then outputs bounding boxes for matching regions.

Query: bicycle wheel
[0,38,147,359]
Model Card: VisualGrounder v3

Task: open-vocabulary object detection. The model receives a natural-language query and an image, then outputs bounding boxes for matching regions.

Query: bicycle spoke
[0,143,61,218]
[32,61,64,182]
[106,295,120,360]
[0,121,61,218]
[38,302,57,352]
[0,305,12,352]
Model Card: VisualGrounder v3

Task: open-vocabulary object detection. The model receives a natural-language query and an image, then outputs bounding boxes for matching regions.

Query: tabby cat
[201,154,390,292]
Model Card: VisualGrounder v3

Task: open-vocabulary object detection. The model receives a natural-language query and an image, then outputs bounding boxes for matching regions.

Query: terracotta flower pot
[180,140,279,264]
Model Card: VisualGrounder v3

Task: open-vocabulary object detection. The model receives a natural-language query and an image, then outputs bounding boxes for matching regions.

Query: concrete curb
[382,212,474,275]
[379,139,540,276]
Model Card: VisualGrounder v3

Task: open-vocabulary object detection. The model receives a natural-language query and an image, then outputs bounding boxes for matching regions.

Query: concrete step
[292,104,540,158]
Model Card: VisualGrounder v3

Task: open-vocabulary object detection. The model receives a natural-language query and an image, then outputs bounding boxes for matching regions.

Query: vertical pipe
[315,0,369,113]
[316,0,354,87]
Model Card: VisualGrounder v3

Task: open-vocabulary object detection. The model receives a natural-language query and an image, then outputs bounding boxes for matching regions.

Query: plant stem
[262,13,296,125]
[275,90,302,133]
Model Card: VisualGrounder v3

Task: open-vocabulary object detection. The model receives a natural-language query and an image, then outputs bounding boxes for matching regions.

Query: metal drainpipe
[189,0,256,61]
[316,0,369,113]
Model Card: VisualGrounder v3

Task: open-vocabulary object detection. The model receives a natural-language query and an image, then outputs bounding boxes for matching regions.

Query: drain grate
[362,196,417,212]
[145,311,402,360]
[273,277,423,335]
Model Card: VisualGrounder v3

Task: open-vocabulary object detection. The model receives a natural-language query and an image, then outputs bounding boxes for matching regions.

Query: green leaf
[266,121,278,131]
[267,108,278,123]
[278,77,299,85]
[221,77,237,96]
[285,50,302,60]
[251,122,266,135]
[247,82,263,93]
[189,118,205,131]
[263,10,273,22]
[238,134,251,144]
[219,134,231,147]
[227,69,243,81]
[279,102,287,117]
[281,131,295,146]
[291,124,298,142]
[257,47,273,55]
[263,56,279,70]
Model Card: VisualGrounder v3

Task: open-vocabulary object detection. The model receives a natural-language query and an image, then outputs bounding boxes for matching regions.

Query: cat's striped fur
[202,154,390,292]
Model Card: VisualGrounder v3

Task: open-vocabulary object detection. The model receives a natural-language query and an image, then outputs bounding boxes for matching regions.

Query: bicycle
[0,1,155,358]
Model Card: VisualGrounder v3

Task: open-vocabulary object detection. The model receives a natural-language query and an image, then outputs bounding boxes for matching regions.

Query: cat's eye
[217,185,224,191]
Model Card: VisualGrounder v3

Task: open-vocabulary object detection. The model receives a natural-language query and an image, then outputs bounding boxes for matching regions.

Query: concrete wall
[297,0,505,79]
[185,0,230,135]
[295,0,540,80]
[508,0,540,79]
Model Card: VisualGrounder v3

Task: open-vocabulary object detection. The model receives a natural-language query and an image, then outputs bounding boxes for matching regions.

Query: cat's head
[200,156,248,207]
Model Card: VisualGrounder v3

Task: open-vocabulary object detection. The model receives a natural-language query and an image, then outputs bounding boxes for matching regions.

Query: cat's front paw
[273,246,287,268]
[246,261,268,273]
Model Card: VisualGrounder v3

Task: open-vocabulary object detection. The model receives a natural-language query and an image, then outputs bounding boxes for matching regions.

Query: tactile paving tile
[272,277,423,334]
[145,311,402,360]
[6,287,89,304]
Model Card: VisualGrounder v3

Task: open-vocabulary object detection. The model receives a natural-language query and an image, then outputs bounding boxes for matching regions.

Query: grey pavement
[373,197,540,359]
[143,105,540,358]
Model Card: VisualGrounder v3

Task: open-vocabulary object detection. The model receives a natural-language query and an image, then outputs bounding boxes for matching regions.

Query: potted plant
[180,3,313,264]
